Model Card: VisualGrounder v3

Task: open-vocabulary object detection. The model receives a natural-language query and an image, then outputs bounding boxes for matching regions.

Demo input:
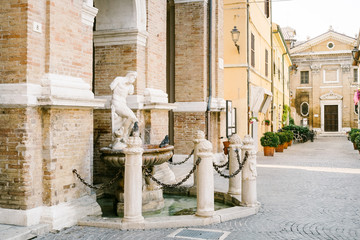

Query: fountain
[100,72,175,215]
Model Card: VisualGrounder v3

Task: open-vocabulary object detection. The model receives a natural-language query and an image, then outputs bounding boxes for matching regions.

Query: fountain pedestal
[100,144,174,216]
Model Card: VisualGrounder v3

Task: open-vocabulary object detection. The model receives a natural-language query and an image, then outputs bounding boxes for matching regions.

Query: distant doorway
[324,105,338,132]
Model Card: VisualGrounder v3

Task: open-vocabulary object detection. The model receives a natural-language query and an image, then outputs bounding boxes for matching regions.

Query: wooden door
[324,105,338,132]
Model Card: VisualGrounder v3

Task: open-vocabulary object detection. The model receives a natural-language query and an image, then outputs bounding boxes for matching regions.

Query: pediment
[320,91,343,100]
[291,30,356,54]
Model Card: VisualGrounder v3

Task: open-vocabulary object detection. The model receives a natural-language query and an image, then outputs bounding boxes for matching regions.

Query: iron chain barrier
[168,149,194,165]
[144,157,201,188]
[213,149,249,179]
[72,168,122,190]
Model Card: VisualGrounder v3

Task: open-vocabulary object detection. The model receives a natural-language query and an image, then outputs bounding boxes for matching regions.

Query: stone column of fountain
[123,134,144,223]
[228,134,242,195]
[241,135,258,207]
[195,131,214,217]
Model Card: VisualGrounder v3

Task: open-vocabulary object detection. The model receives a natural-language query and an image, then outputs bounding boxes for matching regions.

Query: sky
[272,0,360,41]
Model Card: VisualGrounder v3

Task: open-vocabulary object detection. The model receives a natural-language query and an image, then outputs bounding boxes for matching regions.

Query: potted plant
[275,132,287,152]
[263,119,270,126]
[249,117,258,124]
[260,132,279,156]
[350,131,360,150]
[355,135,360,154]
[285,130,294,146]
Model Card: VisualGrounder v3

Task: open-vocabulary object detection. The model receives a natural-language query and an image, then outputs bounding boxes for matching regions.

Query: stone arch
[94,0,146,31]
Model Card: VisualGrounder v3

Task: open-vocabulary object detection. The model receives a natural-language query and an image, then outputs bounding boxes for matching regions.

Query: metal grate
[168,228,230,240]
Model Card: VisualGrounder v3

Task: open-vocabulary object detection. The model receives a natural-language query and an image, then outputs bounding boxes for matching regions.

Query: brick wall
[0,108,42,210]
[0,1,27,84]
[146,0,167,92]
[174,1,207,102]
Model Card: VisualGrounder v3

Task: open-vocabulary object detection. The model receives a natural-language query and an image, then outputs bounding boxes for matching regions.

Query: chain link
[213,153,229,168]
[144,157,201,188]
[168,149,194,165]
[213,150,249,179]
[72,169,122,190]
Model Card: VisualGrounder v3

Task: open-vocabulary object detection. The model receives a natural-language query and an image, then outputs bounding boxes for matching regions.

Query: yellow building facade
[224,0,292,150]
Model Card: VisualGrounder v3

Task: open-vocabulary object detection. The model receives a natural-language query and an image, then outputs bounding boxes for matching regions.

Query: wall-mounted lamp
[352,46,360,65]
[231,26,240,54]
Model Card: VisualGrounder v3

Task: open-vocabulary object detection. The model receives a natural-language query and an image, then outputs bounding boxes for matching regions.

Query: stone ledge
[77,191,260,230]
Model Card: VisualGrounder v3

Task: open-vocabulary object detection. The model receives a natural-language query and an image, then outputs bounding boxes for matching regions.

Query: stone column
[122,136,144,223]
[241,135,258,207]
[192,130,206,187]
[228,134,242,195]
[196,131,214,217]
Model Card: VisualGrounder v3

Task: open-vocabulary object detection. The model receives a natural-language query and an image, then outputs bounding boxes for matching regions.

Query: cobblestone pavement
[37,136,360,240]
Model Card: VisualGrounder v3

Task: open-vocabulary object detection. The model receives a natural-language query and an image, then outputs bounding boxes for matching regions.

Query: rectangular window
[251,33,255,67]
[264,0,270,18]
[300,71,309,84]
[354,68,358,83]
[265,49,268,77]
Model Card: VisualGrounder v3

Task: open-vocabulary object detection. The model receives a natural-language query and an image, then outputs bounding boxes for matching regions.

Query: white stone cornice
[0,74,106,108]
[82,2,98,26]
[94,29,148,47]
[173,102,207,112]
[175,0,208,3]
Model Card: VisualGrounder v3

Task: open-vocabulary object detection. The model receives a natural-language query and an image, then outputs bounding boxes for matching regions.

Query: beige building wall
[224,0,273,150]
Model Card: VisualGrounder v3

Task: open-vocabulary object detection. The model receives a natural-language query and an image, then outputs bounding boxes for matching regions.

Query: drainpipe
[270,1,273,132]
[206,0,213,140]
[246,0,250,135]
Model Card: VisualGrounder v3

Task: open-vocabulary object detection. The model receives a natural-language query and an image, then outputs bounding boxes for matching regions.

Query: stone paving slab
[2,136,360,239]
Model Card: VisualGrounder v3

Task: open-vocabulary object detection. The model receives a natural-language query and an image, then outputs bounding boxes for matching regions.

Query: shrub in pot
[355,135,360,154]
[260,132,279,156]
[275,132,287,152]
[285,130,294,146]
[350,131,360,150]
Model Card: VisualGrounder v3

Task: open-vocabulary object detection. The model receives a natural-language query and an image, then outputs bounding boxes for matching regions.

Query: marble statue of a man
[110,71,138,149]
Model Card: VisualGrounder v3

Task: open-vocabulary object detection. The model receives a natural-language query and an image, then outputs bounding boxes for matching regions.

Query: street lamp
[352,46,360,65]
[231,26,240,54]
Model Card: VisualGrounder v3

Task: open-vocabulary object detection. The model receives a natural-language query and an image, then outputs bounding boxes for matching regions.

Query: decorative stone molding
[229,134,242,145]
[144,88,168,104]
[319,91,343,100]
[341,64,351,72]
[175,0,208,3]
[0,75,106,108]
[38,74,106,108]
[94,29,148,47]
[0,195,101,229]
[310,64,320,73]
[209,98,226,112]
[173,102,207,112]
[82,1,98,26]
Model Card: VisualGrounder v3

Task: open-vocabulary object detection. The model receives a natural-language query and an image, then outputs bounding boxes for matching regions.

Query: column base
[0,194,101,230]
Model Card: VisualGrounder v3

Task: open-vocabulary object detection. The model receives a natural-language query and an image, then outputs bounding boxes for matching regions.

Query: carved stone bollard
[192,130,206,187]
[195,131,214,217]
[122,136,144,223]
[228,134,242,195]
[241,135,258,207]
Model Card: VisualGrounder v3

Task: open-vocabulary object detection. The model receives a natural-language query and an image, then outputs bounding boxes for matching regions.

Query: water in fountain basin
[97,194,231,218]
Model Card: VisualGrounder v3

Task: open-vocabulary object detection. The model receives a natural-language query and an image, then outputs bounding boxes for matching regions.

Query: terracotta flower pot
[263,146,275,156]
[288,140,292,146]
[275,144,284,152]
[223,141,230,155]
[354,142,357,150]
[283,142,288,149]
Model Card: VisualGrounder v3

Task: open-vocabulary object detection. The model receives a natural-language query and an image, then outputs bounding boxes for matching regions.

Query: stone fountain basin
[100,145,174,167]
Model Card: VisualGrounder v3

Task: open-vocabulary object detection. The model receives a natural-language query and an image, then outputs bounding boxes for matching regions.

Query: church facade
[288,29,358,133]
